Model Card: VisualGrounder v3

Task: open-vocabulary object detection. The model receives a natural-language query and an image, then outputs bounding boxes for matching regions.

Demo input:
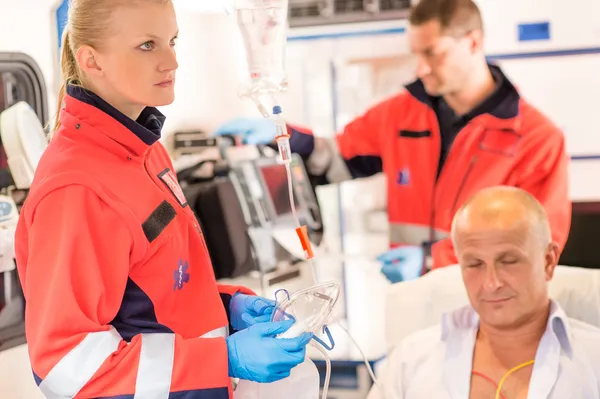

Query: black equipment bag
[182,176,257,280]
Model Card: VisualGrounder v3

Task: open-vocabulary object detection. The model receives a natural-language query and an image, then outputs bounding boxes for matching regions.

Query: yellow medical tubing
[495,360,535,399]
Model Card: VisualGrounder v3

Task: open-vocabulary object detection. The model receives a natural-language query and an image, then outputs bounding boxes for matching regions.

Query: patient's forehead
[455,209,531,239]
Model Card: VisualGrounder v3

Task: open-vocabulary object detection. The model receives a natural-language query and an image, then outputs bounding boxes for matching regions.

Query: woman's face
[81,1,179,118]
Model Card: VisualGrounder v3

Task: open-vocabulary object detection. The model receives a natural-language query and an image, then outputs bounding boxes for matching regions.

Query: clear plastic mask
[271,282,340,339]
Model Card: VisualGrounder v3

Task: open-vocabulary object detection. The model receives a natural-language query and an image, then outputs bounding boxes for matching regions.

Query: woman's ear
[76,45,103,78]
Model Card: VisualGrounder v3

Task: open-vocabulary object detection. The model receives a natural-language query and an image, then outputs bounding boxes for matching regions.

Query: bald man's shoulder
[567,317,600,366]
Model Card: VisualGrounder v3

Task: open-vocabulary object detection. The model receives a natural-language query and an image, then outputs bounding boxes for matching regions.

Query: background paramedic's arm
[366,346,405,399]
[430,238,459,270]
[515,128,571,251]
[20,186,231,398]
[288,101,388,184]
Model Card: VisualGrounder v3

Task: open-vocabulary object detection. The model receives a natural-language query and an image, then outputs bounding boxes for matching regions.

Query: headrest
[0,101,47,189]
[384,265,600,352]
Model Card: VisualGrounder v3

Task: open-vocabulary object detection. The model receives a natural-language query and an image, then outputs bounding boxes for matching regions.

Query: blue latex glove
[230,293,276,331]
[227,319,313,383]
[378,245,424,284]
[213,117,277,145]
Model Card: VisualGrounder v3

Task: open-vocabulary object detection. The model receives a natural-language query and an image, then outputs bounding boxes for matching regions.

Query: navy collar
[66,85,164,146]
[406,64,521,121]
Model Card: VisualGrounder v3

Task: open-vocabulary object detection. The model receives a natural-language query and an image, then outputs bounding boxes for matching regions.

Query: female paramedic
[14,1,312,397]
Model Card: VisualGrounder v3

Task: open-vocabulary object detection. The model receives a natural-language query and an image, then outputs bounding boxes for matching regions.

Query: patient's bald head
[451,186,559,331]
[452,186,551,250]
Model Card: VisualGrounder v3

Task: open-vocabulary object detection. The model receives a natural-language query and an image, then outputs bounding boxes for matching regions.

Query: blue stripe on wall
[288,27,406,42]
[56,0,69,49]
[571,155,600,161]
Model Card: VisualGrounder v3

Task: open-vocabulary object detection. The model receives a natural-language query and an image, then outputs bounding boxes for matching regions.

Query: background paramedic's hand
[378,246,424,284]
[213,117,276,145]
[230,292,276,331]
[226,319,313,383]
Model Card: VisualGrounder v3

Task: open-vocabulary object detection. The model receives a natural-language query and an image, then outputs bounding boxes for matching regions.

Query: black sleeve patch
[399,130,431,138]
[142,200,177,243]
[345,155,383,178]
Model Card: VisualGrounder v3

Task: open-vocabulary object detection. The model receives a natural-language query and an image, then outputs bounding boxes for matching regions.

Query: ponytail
[50,28,80,137]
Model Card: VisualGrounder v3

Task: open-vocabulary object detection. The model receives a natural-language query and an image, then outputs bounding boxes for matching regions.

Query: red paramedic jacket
[15,85,253,398]
[290,64,571,269]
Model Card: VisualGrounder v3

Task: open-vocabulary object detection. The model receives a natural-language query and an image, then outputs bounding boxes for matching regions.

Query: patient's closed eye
[466,260,483,268]
[500,255,518,264]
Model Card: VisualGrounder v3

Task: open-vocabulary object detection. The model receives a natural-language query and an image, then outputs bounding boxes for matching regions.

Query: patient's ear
[544,242,560,281]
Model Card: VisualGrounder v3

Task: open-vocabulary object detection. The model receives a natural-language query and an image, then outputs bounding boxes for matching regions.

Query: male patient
[368,186,600,399]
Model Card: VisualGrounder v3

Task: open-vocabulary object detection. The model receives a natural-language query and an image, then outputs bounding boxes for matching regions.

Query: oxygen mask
[272,282,340,343]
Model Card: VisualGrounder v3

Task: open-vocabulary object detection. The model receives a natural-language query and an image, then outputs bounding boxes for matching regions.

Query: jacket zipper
[450,155,478,214]
[428,124,483,272]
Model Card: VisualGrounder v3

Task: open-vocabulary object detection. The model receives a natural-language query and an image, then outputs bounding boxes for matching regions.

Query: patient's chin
[478,302,519,328]
[481,314,517,330]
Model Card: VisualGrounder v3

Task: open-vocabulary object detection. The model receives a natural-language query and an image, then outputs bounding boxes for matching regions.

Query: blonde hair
[52,0,172,135]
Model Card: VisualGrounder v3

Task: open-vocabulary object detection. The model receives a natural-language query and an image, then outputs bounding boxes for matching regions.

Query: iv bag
[235,358,320,399]
[235,0,289,99]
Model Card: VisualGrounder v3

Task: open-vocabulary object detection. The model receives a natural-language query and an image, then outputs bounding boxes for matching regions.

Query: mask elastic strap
[274,288,290,302]
[272,289,296,322]
[312,325,335,351]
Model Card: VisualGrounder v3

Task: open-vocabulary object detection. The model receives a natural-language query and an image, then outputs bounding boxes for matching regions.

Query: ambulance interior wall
[2,0,600,395]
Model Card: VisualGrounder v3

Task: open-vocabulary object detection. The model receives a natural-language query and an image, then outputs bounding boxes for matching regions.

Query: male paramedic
[367,186,600,399]
[213,0,571,283]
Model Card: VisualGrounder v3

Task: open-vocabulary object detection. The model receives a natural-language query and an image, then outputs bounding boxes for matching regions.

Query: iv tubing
[281,122,318,282]
[338,324,379,387]
[270,106,375,396]
[311,341,331,399]
[495,360,534,399]
[285,163,300,229]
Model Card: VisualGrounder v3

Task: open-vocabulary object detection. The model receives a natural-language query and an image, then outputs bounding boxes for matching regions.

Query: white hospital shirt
[368,300,600,399]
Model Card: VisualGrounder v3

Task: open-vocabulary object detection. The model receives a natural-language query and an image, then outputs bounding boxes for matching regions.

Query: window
[0,52,48,352]
[0,53,49,124]
[289,0,411,27]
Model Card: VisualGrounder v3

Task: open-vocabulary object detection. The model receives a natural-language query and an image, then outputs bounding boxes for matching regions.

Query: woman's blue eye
[140,41,154,51]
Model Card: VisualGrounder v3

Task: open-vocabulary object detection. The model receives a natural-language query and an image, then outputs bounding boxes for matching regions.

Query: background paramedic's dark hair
[408,0,483,37]
[50,0,172,138]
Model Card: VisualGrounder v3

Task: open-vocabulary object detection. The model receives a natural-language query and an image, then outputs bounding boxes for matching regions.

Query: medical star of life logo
[173,260,190,291]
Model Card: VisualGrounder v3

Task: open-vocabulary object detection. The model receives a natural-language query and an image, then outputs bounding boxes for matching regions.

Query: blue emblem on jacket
[397,168,411,186]
[173,260,190,291]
